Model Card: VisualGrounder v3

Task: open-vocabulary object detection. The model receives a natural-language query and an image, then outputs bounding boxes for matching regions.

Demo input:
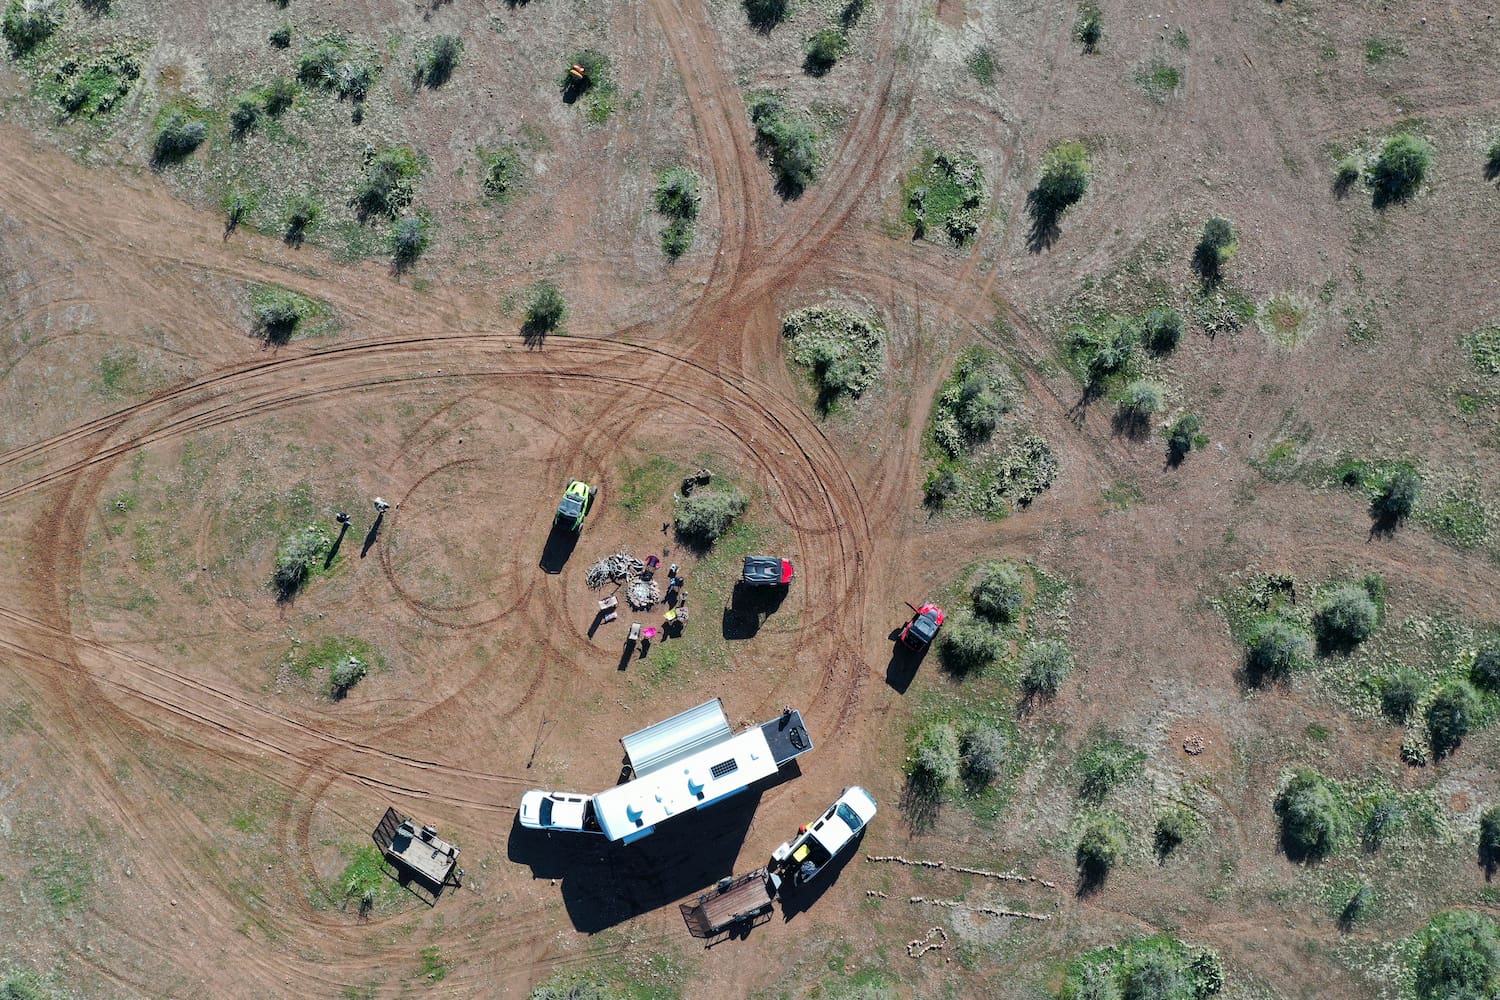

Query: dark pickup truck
[742,555,794,586]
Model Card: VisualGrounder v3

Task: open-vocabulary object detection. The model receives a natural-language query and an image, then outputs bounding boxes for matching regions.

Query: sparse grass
[353,146,421,221]
[654,166,700,258]
[1466,326,1500,377]
[966,47,996,86]
[1364,36,1399,65]
[479,146,522,203]
[617,456,677,519]
[334,845,399,915]
[781,304,884,411]
[417,946,448,982]
[747,90,819,197]
[901,149,986,245]
[1134,61,1181,103]
[31,843,93,911]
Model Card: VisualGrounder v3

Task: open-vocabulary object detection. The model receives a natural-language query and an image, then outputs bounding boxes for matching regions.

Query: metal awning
[621,698,731,777]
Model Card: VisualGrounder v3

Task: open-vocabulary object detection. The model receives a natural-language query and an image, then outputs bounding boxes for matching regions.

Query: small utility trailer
[679,867,782,942]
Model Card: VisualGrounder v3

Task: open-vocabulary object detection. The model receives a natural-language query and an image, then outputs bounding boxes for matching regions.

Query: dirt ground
[2,1,1500,998]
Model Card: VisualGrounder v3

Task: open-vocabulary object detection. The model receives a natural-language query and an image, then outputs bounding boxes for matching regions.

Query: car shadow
[776,829,865,923]
[538,521,580,575]
[507,771,796,933]
[722,582,788,640]
[884,633,923,694]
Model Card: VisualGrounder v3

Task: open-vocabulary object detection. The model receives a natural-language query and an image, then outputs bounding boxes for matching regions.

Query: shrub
[1487,139,1500,181]
[1068,317,1135,388]
[480,147,521,201]
[1380,667,1423,722]
[1119,380,1163,418]
[523,280,567,336]
[353,146,420,220]
[966,47,996,86]
[1076,813,1127,886]
[1165,413,1206,465]
[923,467,958,509]
[3,0,60,56]
[1473,644,1500,691]
[1245,618,1312,684]
[262,77,297,115]
[1033,141,1090,215]
[748,91,819,196]
[954,371,1005,440]
[329,656,368,698]
[269,23,292,49]
[1153,806,1198,859]
[1275,769,1346,861]
[390,216,430,269]
[284,194,319,243]
[908,721,960,798]
[938,620,1002,676]
[1021,639,1072,699]
[904,149,987,245]
[1120,951,1189,1000]
[803,27,847,77]
[1363,793,1402,851]
[229,96,260,138]
[1371,467,1420,525]
[415,34,461,88]
[1425,681,1478,758]
[661,219,693,259]
[252,288,307,344]
[1143,308,1182,353]
[959,723,1007,789]
[1074,2,1103,52]
[1480,806,1500,874]
[1370,133,1432,206]
[1313,584,1378,652]
[1413,910,1500,1000]
[743,0,789,32]
[273,526,331,600]
[1333,158,1360,195]
[655,167,700,220]
[1339,883,1374,928]
[673,488,747,545]
[971,561,1025,623]
[152,111,207,165]
[298,38,376,101]
[782,305,884,406]
[1193,216,1236,279]
[1076,737,1144,804]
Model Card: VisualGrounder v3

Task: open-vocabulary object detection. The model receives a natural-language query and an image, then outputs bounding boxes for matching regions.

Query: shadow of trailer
[679,867,782,946]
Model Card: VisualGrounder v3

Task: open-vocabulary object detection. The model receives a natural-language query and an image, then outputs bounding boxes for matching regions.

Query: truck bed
[679,868,778,938]
[760,710,813,766]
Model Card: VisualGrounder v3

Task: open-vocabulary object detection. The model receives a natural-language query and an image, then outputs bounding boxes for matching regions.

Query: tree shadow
[1331,171,1359,200]
[1165,440,1190,470]
[1110,406,1152,441]
[256,315,298,348]
[521,319,552,350]
[538,521,579,575]
[284,218,309,249]
[360,512,384,558]
[899,773,943,834]
[744,0,789,34]
[1024,190,1064,253]
[1481,841,1498,880]
[1486,155,1500,184]
[1075,855,1111,897]
[776,830,864,923]
[1191,244,1224,284]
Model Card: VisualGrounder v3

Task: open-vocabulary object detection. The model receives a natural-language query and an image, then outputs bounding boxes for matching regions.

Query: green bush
[1363,793,1402,851]
[353,146,420,220]
[743,0,790,31]
[803,27,848,77]
[1473,644,1500,691]
[908,721,961,798]
[929,347,1013,456]
[655,167,700,220]
[523,280,567,336]
[966,47,996,86]
[284,194,320,243]
[1153,806,1198,859]
[1068,318,1135,388]
[1076,737,1144,804]
[269,23,292,49]
[1120,951,1189,1000]
[390,216,430,269]
[152,111,207,165]
[782,305,883,407]
[748,91,819,196]
[251,288,308,344]
[480,147,522,201]
[661,219,693,259]
[1165,413,1206,465]
[1313,584,1378,652]
[1380,667,1423,722]
[1073,2,1103,52]
[298,38,376,101]
[329,656,368,698]
[273,525,331,600]
[3,0,60,56]
[1143,308,1182,353]
[1021,638,1072,699]
[229,96,260,138]
[1480,806,1500,873]
[1339,883,1374,928]
[1033,141,1090,215]
[415,34,461,88]
[923,467,959,510]
[1119,380,1163,417]
[1245,618,1312,684]
[1425,681,1478,758]
[1193,216,1236,279]
[1370,133,1432,206]
[1413,910,1499,1000]
[262,77,297,115]
[1076,813,1127,886]
[1275,769,1346,861]
[1372,467,1420,524]
[938,620,1002,676]
[971,561,1025,623]
[959,723,1007,789]
[673,488,747,545]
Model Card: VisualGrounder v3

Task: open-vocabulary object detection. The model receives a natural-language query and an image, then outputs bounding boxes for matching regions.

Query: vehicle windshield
[559,496,581,515]
[835,802,864,832]
[539,799,554,826]
[911,615,937,640]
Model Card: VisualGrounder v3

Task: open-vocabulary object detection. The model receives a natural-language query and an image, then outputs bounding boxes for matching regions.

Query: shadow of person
[324,522,349,569]
[360,512,384,558]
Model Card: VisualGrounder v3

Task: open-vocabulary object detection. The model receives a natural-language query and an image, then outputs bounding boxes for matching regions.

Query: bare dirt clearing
[2,1,1500,998]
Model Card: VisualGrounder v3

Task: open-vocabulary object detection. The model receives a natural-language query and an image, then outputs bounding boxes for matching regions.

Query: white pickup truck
[770,786,877,887]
